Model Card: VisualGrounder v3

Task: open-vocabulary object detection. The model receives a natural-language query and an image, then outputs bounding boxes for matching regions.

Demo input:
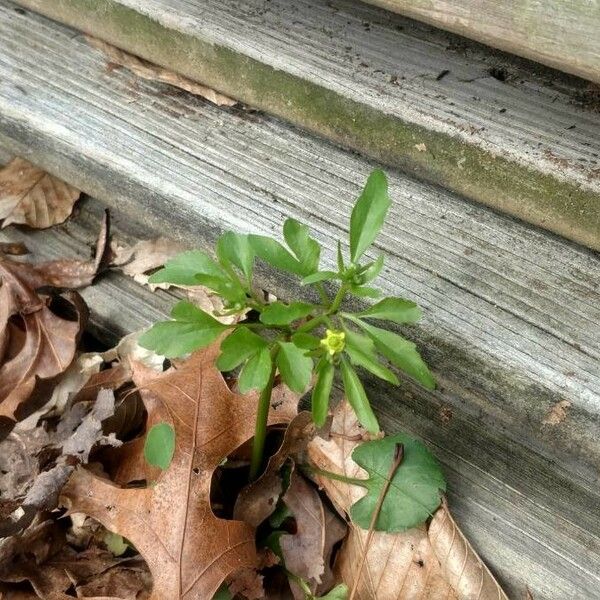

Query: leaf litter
[0,171,510,598]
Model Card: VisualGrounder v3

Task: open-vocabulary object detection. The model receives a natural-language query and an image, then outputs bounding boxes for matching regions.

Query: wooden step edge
[362,0,600,85]
[11,0,600,252]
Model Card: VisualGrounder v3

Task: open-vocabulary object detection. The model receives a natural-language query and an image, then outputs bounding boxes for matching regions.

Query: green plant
[140,170,435,480]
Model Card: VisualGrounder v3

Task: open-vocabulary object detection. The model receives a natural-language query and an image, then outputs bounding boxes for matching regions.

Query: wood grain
[0,7,599,596]
[11,0,600,249]
[364,0,600,84]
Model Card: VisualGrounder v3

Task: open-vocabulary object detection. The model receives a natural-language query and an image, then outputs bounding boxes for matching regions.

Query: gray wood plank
[363,0,600,84]
[0,10,599,596]
[1,196,599,599]
[12,0,600,250]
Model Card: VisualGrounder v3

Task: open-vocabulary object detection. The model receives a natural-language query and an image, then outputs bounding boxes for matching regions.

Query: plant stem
[328,282,349,315]
[348,443,404,600]
[249,346,279,481]
[296,315,326,334]
[301,464,368,487]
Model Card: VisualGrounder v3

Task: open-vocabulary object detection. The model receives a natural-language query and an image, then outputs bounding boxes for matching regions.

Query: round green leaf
[144,422,175,470]
[350,434,446,532]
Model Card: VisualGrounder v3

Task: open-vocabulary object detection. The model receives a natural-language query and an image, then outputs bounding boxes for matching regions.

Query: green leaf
[283,218,320,274]
[276,342,313,393]
[216,231,254,282]
[359,255,384,284]
[356,297,422,324]
[301,270,338,285]
[148,250,225,286]
[317,584,349,600]
[349,285,381,298]
[344,329,398,385]
[349,434,446,532]
[144,422,175,470]
[249,235,305,275]
[238,346,273,393]
[311,358,334,426]
[349,170,391,262]
[337,240,345,272]
[260,301,315,325]
[104,531,128,556]
[353,320,436,389]
[193,273,246,304]
[138,301,229,357]
[216,327,267,371]
[291,332,321,350]
[340,356,379,434]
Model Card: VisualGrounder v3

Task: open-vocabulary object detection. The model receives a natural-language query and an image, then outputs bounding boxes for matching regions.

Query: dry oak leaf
[0,158,80,229]
[308,401,508,600]
[60,345,296,599]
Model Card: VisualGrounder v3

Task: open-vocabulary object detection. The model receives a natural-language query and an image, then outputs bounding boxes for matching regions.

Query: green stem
[301,464,368,487]
[328,282,350,315]
[296,314,326,333]
[249,346,280,481]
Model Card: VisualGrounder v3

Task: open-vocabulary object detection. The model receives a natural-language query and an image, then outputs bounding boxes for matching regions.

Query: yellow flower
[320,329,345,355]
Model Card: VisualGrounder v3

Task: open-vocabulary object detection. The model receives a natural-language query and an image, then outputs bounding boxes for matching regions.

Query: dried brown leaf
[87,37,237,107]
[234,412,314,527]
[0,158,80,229]
[110,237,187,277]
[281,469,346,599]
[0,389,120,537]
[60,346,295,599]
[428,502,509,600]
[0,291,87,430]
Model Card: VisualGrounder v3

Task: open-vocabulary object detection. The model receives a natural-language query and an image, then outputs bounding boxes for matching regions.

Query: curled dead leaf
[428,502,509,600]
[60,345,296,599]
[0,158,80,229]
[87,36,237,107]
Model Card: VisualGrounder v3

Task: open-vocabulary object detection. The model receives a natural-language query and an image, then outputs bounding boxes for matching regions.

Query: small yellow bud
[320,329,346,356]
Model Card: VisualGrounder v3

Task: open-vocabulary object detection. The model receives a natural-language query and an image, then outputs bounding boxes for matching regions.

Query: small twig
[348,443,404,600]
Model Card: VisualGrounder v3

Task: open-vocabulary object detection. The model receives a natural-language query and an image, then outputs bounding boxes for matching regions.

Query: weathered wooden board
[11,0,600,250]
[363,0,600,84]
[0,8,599,597]
[2,197,600,600]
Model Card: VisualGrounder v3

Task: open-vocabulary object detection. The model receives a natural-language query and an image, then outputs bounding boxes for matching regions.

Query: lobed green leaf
[216,327,267,371]
[283,218,320,275]
[248,235,305,275]
[148,250,225,286]
[276,342,313,393]
[344,329,398,385]
[260,301,315,325]
[353,319,435,389]
[350,434,446,531]
[216,231,254,282]
[238,346,273,393]
[138,301,229,358]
